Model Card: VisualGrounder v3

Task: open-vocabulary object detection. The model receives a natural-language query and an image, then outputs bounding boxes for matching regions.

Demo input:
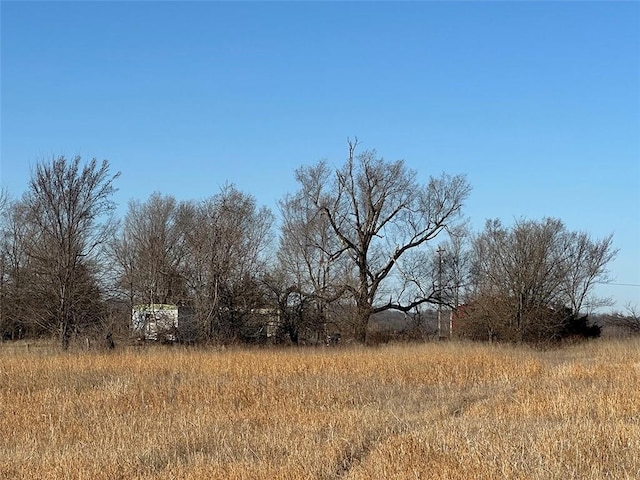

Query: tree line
[0,144,619,348]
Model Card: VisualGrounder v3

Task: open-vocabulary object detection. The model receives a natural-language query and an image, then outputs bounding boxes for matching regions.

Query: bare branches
[469,218,617,341]
[113,193,190,307]
[283,142,471,342]
[606,304,640,334]
[21,156,120,348]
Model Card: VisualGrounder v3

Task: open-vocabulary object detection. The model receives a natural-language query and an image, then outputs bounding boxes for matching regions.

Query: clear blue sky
[1,1,639,311]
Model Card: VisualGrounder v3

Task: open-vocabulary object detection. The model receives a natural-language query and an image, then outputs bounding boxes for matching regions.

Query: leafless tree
[110,186,273,343]
[287,140,471,342]
[112,193,190,307]
[604,303,640,335]
[21,157,119,348]
[440,225,474,309]
[182,185,274,341]
[274,185,352,341]
[0,189,13,338]
[469,218,617,342]
[561,230,617,313]
[416,223,473,311]
[0,187,8,213]
[0,189,7,336]
[0,200,37,339]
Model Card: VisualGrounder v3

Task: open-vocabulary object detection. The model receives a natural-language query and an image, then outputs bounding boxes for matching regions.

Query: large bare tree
[22,157,119,348]
[469,218,617,342]
[288,141,471,342]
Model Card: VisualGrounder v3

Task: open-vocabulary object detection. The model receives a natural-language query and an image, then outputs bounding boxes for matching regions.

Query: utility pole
[437,246,444,339]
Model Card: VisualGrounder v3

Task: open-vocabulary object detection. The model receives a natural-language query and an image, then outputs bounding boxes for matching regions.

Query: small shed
[132,304,195,342]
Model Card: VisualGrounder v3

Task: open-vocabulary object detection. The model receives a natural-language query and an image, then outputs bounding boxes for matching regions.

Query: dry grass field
[1,338,639,479]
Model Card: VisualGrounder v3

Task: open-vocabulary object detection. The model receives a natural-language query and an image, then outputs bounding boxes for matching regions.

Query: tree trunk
[354,301,372,343]
[60,321,70,350]
[289,323,299,344]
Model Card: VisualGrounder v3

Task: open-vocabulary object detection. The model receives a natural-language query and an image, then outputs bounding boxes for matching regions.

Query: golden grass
[1,339,639,479]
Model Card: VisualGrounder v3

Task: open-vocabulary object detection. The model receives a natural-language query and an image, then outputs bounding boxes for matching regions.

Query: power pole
[437,246,444,339]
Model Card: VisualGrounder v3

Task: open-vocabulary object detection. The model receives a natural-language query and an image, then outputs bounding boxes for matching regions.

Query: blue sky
[1,1,639,310]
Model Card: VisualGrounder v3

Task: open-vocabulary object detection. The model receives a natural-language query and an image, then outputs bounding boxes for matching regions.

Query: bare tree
[444,224,474,308]
[417,223,473,311]
[469,218,617,342]
[182,185,274,341]
[112,193,189,307]
[561,230,616,313]
[274,186,351,342]
[22,157,119,348]
[288,140,471,342]
[0,189,12,338]
[604,303,640,335]
[0,200,38,339]
[0,187,8,213]
[110,187,273,343]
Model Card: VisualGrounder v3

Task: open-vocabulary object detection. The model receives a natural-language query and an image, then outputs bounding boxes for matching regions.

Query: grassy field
[1,339,639,479]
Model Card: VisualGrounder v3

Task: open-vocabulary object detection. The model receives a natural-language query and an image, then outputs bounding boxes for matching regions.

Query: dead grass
[1,339,638,479]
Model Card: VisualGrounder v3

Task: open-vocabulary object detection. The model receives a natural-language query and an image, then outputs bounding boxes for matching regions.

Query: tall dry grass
[1,339,638,479]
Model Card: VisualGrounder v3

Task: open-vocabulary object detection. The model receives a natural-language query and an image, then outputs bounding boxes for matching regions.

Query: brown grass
[1,339,639,479]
